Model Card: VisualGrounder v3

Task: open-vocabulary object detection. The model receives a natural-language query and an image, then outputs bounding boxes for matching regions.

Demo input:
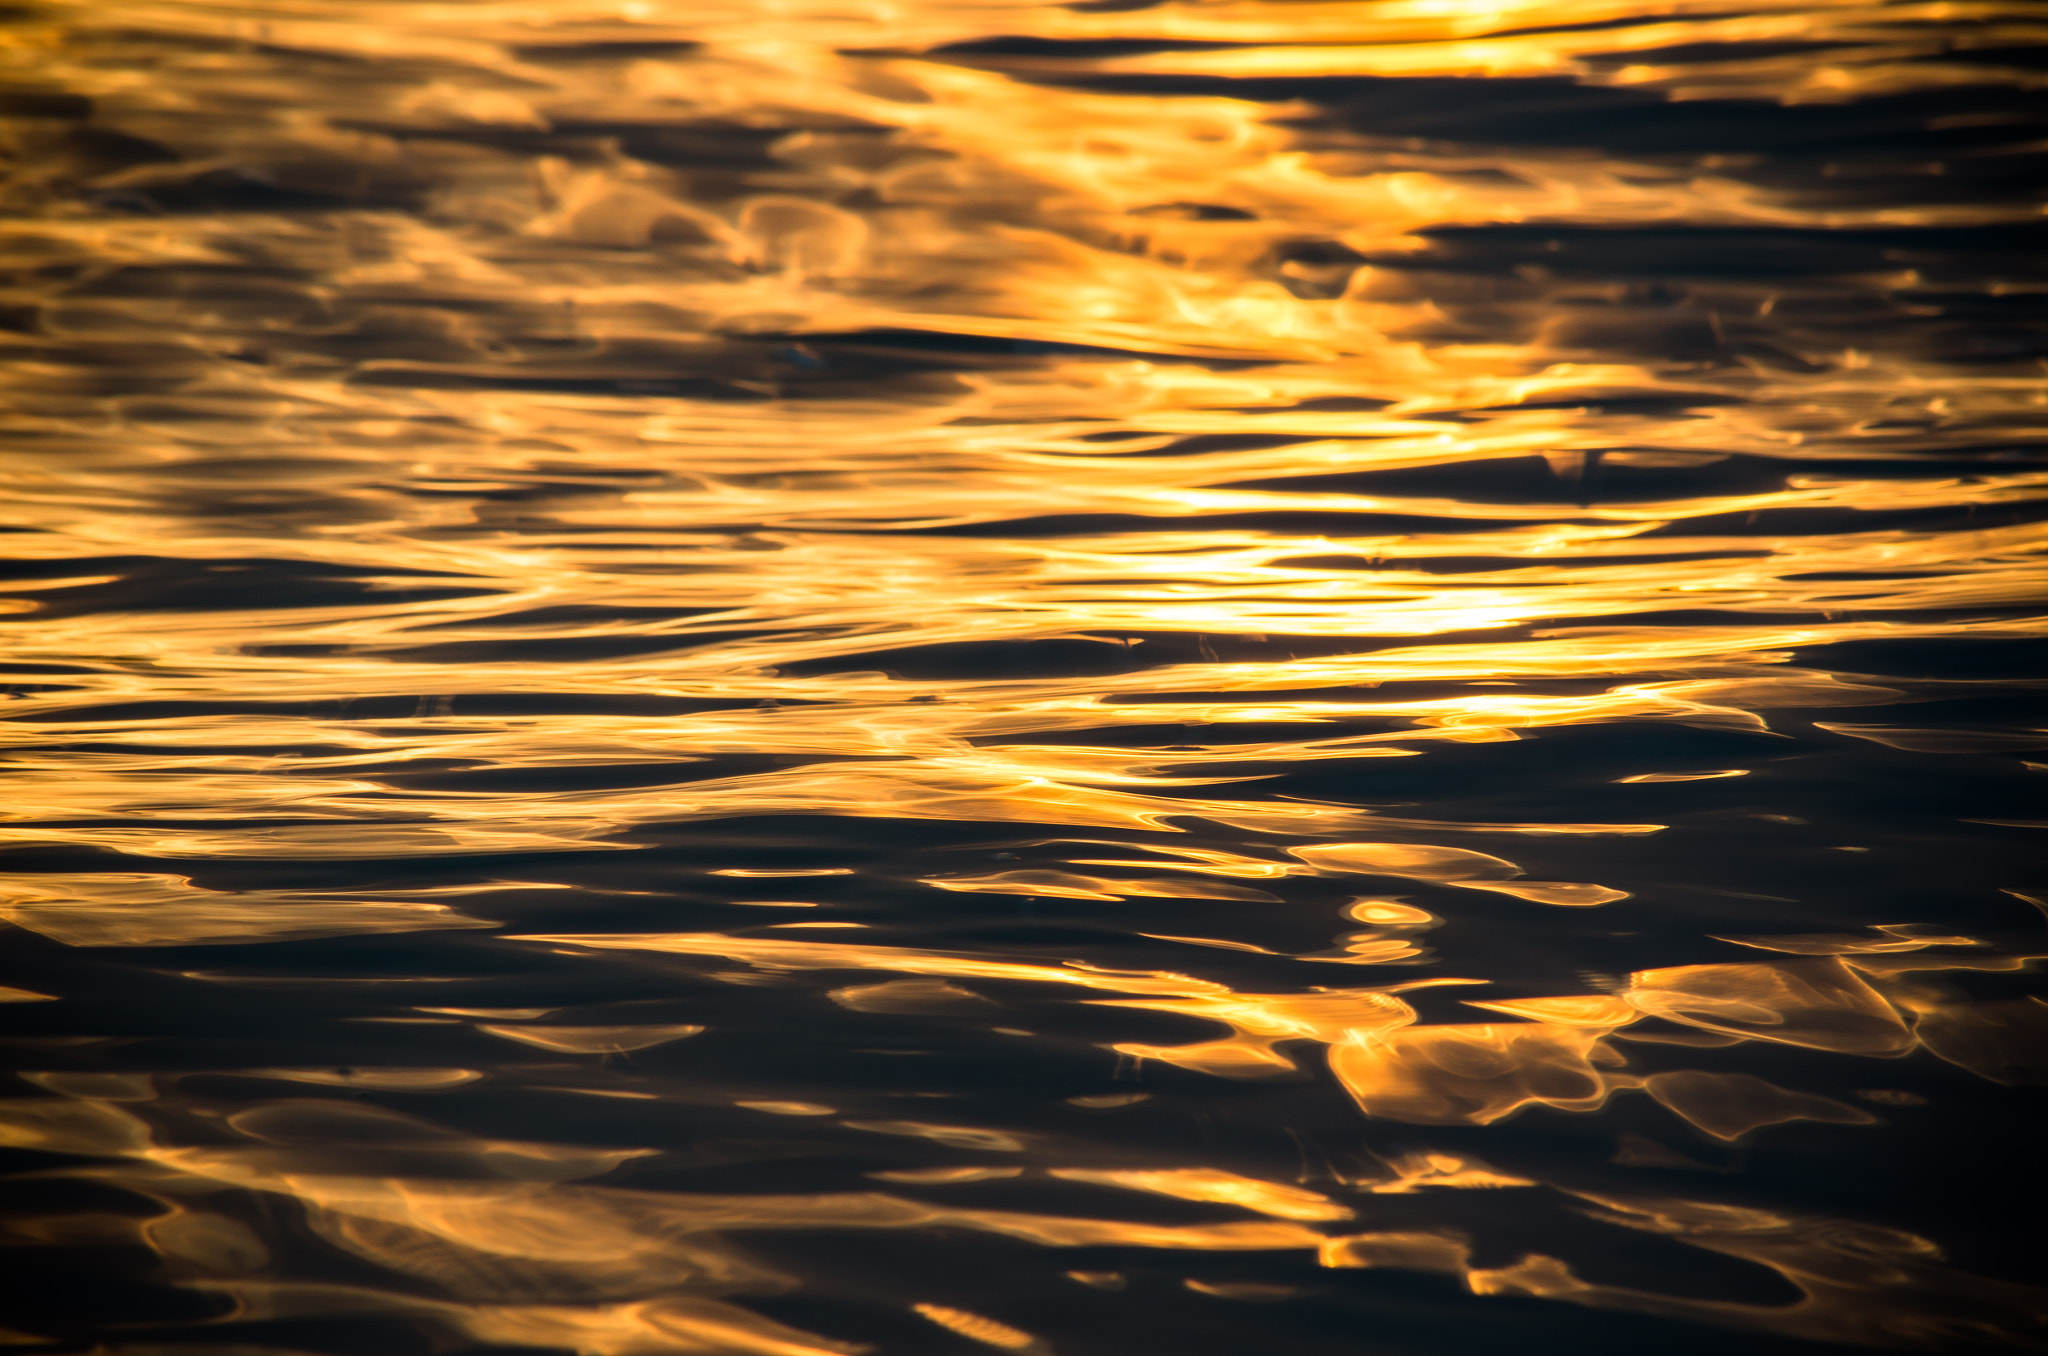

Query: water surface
[2,2,2047,1353]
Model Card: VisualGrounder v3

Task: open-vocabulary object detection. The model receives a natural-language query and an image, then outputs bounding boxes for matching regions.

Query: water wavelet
[0,870,504,943]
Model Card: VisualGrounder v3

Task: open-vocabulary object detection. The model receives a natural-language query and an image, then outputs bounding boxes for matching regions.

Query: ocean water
[1,3,2046,1353]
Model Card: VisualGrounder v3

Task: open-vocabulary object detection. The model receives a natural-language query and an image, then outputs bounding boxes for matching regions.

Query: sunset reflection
[1,0,2044,1351]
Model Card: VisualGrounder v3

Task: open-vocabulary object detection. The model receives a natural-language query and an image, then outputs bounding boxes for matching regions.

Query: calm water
[2,3,2046,1353]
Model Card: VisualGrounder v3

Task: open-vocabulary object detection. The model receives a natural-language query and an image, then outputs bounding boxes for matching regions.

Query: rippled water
[3,3,2047,1353]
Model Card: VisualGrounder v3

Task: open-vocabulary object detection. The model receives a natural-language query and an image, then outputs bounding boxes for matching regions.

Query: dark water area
[2,3,2047,1354]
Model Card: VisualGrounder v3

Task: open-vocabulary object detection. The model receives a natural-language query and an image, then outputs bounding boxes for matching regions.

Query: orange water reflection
[2,0,2046,1350]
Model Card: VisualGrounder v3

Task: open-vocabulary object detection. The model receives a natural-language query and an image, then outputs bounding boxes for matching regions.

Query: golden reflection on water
[1,0,2046,1351]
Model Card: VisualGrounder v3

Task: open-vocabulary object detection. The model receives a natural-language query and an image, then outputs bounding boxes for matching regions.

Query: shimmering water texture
[2,2,2047,1353]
